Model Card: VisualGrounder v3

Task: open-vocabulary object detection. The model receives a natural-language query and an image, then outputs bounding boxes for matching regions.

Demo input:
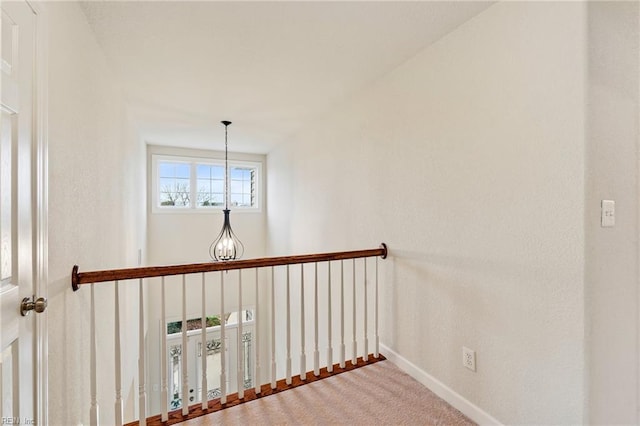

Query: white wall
[585,2,640,424]
[267,3,587,424]
[45,2,146,425]
[146,145,266,265]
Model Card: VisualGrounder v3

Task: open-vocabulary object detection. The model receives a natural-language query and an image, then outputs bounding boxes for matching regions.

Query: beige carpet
[182,360,476,425]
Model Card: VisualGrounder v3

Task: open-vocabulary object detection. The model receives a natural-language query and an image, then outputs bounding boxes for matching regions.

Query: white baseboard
[380,343,502,426]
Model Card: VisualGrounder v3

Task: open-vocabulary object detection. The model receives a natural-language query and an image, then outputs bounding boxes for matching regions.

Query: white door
[0,1,44,424]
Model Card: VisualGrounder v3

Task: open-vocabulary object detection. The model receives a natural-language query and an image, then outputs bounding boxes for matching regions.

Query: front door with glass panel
[165,310,254,410]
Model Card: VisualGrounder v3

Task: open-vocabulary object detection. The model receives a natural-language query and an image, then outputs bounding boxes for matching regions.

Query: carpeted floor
[181,360,476,425]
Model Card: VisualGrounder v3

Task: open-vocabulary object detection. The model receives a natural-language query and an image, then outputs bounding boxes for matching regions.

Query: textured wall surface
[267,3,587,424]
[45,2,146,424]
[585,2,640,423]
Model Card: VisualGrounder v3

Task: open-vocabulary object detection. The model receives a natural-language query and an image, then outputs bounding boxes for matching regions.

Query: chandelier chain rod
[224,123,229,210]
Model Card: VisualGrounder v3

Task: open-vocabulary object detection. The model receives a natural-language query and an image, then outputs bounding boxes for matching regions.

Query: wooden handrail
[72,243,387,291]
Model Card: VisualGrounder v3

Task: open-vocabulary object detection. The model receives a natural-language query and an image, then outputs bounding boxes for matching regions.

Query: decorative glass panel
[168,344,182,410]
[197,337,223,401]
[242,331,252,389]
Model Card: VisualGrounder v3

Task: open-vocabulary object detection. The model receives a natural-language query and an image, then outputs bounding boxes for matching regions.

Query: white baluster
[374,257,379,359]
[340,260,345,369]
[254,268,261,394]
[327,262,333,373]
[313,263,320,376]
[201,273,207,410]
[270,267,276,389]
[238,270,244,399]
[220,271,227,404]
[352,259,357,366]
[114,281,123,426]
[363,258,369,362]
[285,265,292,385]
[160,277,168,422]
[300,264,306,380]
[181,275,188,416]
[138,279,147,426]
[90,283,99,426]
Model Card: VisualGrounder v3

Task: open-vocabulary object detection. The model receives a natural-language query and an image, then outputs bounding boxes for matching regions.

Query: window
[158,162,191,207]
[153,155,260,211]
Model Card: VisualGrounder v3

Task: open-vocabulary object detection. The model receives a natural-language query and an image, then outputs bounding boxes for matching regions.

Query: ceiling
[80,1,493,154]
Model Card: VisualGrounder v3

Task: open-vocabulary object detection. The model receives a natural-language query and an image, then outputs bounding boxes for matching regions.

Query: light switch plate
[601,200,615,227]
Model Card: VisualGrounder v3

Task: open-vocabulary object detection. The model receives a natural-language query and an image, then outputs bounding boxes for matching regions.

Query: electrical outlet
[462,346,476,372]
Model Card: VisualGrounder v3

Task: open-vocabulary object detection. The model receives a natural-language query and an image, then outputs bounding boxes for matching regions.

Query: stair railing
[72,244,387,426]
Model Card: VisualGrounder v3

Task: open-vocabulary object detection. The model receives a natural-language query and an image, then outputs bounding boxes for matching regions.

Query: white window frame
[152,154,262,214]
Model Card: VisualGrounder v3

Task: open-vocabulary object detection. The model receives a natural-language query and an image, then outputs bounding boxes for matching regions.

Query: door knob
[21,295,47,316]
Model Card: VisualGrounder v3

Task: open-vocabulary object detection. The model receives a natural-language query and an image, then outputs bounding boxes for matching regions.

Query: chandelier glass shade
[209,121,244,261]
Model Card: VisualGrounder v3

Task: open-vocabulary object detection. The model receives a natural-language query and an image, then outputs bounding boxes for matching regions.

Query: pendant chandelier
[209,120,244,261]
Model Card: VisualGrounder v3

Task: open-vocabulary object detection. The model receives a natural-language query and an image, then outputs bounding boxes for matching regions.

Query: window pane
[159,162,190,179]
[230,179,243,194]
[196,164,224,179]
[228,166,256,208]
[158,162,191,207]
[196,164,225,207]
[159,179,190,206]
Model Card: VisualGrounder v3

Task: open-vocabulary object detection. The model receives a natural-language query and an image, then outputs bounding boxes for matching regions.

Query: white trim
[637,7,640,425]
[637,6,640,424]
[380,343,502,426]
[29,0,48,424]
